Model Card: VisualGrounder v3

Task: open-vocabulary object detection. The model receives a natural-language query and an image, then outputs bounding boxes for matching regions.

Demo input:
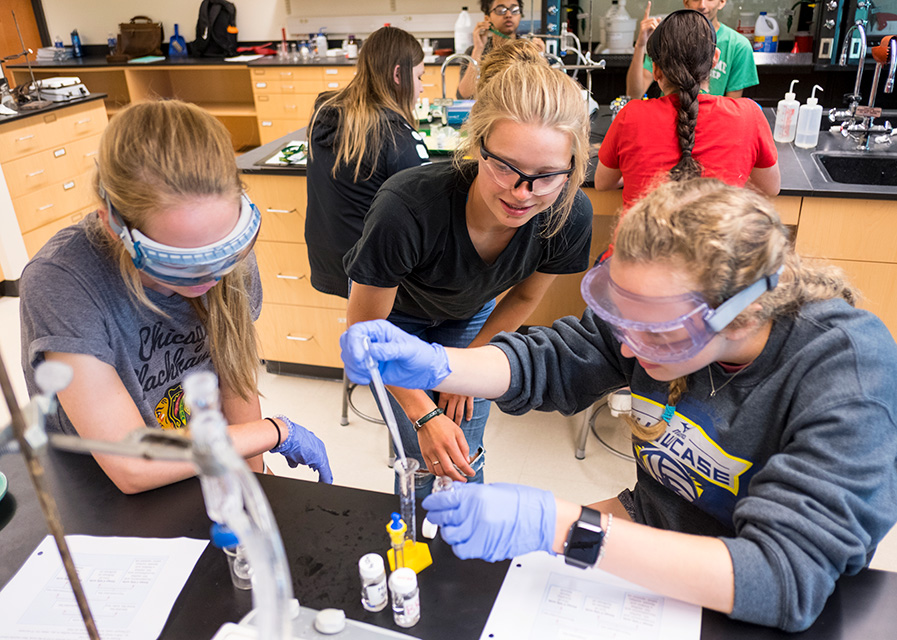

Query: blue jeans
[384,301,495,497]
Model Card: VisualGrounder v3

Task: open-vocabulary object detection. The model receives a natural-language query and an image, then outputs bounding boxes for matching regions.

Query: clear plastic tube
[394,458,419,543]
[362,337,406,463]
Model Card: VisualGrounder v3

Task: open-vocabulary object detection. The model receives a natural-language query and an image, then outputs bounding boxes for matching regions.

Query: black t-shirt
[305,104,429,298]
[344,162,593,321]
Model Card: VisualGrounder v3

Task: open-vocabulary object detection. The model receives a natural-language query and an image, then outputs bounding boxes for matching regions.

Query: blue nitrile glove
[339,320,451,389]
[422,482,557,562]
[269,415,333,484]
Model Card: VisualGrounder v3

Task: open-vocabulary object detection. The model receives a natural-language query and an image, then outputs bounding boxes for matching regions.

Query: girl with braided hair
[342,179,897,632]
[594,9,780,208]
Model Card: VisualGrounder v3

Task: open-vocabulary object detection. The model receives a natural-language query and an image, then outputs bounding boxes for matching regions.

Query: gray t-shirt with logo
[19,213,262,435]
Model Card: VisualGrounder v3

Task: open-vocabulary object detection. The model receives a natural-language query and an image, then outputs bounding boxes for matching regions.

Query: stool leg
[340,371,350,426]
[387,430,396,468]
[575,406,592,460]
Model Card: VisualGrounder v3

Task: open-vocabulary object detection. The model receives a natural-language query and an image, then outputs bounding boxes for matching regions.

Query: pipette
[362,337,406,463]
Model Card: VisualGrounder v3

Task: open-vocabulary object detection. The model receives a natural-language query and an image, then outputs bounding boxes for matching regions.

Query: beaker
[394,458,419,543]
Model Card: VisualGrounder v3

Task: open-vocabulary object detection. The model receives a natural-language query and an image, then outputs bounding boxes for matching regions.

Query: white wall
[40,1,547,46]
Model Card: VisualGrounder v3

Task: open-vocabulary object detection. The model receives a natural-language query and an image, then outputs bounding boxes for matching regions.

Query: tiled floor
[2,295,895,572]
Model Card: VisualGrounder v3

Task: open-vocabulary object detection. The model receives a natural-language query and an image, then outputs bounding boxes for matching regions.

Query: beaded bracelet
[595,512,613,568]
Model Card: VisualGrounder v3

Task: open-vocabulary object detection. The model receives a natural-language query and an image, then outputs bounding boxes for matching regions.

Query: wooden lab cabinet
[795,197,897,337]
[250,64,461,145]
[242,172,346,368]
[0,99,107,258]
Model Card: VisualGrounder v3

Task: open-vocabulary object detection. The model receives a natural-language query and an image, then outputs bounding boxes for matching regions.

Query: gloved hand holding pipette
[269,415,333,483]
[422,483,557,562]
[340,320,452,389]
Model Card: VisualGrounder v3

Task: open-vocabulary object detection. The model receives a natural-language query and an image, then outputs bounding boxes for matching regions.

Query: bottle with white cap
[389,567,421,628]
[773,79,800,143]
[794,84,824,149]
[358,553,388,612]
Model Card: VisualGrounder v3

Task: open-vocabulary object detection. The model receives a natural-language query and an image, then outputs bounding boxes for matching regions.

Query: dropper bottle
[773,79,800,143]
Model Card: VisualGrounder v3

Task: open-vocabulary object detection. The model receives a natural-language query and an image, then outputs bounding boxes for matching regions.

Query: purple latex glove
[422,482,557,562]
[339,320,451,389]
[270,415,333,484]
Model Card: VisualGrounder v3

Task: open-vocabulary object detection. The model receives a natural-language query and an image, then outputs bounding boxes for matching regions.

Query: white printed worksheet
[481,552,702,640]
[0,535,208,640]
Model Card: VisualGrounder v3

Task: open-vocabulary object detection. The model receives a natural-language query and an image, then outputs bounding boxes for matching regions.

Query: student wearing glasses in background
[456,1,545,99]
[19,101,332,494]
[342,178,897,632]
[344,42,592,497]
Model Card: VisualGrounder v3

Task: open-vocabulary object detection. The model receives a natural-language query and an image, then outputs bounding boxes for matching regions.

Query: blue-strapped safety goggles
[104,191,261,287]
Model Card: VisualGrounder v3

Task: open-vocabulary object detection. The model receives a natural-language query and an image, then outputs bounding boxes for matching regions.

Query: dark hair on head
[646,10,717,182]
[480,0,525,15]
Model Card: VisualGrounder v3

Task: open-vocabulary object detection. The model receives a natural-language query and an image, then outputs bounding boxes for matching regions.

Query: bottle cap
[388,567,418,595]
[785,79,799,101]
[359,553,385,579]
[209,523,239,549]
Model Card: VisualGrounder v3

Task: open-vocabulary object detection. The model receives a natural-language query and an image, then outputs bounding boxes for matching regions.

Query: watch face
[566,523,604,567]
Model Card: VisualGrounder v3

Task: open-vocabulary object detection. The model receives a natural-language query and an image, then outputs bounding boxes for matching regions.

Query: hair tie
[661,404,677,423]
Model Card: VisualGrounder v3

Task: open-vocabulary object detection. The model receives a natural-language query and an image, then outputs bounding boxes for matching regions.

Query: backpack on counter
[191,0,238,57]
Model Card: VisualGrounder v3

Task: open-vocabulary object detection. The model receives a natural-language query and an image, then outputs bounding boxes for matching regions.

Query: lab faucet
[440,52,478,101]
[829,20,868,123]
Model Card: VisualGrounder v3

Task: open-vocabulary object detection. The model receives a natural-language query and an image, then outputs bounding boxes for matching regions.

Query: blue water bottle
[71,29,83,58]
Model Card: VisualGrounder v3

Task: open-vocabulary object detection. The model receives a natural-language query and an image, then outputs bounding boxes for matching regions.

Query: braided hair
[646,10,718,182]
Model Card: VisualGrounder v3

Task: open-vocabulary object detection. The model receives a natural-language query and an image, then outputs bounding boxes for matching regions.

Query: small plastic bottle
[794,84,824,149]
[70,30,83,58]
[315,30,328,57]
[210,523,252,590]
[346,35,358,59]
[773,79,800,143]
[107,33,117,55]
[358,553,388,612]
[54,34,64,49]
[389,567,421,628]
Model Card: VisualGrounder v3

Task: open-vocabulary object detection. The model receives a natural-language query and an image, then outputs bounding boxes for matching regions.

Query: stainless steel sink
[813,152,897,186]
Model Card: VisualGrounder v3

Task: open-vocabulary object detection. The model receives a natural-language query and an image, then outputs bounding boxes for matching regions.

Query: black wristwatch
[563,507,605,569]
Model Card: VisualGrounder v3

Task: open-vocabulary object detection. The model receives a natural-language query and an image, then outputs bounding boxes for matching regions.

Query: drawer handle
[284,104,297,110]
[286,334,313,342]
[325,69,338,74]
[76,118,92,124]
[276,273,306,280]
[38,203,55,212]
[266,207,297,214]
[27,169,45,177]
[255,82,267,88]
[327,82,339,88]
[17,134,35,141]
[54,148,67,157]
[63,180,76,190]
[84,151,98,157]
[280,72,293,77]
[261,121,273,127]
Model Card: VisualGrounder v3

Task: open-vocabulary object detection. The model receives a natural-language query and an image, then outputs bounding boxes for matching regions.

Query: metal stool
[575,388,635,461]
[340,371,396,467]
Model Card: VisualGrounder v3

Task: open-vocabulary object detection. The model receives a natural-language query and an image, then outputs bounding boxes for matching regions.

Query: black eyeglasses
[491,5,522,17]
[480,144,574,196]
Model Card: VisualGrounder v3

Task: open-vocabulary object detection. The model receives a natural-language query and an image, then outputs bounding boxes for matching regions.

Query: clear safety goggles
[106,192,261,287]
[580,258,783,363]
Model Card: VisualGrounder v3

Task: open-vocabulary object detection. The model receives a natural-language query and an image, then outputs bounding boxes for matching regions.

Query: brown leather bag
[117,16,164,58]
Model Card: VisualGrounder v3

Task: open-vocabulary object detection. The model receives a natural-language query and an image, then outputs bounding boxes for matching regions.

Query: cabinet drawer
[14,170,95,234]
[823,258,897,339]
[256,303,346,367]
[244,174,308,243]
[22,207,90,258]
[0,119,48,163]
[281,95,316,121]
[796,197,897,263]
[3,134,102,199]
[54,100,107,142]
[254,93,284,118]
[256,241,346,309]
[322,67,356,81]
[257,118,303,145]
[252,79,280,95]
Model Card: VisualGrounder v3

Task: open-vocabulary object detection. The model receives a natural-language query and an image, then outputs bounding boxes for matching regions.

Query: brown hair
[456,43,589,236]
[91,100,259,400]
[308,26,423,181]
[646,10,717,182]
[615,179,858,439]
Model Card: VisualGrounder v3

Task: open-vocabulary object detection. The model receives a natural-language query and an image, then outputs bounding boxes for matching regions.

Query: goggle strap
[705,265,784,333]
[104,195,143,266]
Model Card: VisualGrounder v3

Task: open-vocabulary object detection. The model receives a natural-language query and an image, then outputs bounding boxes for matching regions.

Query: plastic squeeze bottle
[454,7,473,53]
[794,85,824,149]
[773,79,800,143]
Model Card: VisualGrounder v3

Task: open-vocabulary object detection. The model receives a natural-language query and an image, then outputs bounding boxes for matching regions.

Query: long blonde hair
[615,179,858,439]
[456,41,589,236]
[91,100,259,400]
[308,26,423,181]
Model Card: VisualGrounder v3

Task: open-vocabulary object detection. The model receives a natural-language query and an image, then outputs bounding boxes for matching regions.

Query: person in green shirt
[626,0,758,98]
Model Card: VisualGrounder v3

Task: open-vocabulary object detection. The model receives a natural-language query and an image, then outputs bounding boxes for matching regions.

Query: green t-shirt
[643,23,758,96]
